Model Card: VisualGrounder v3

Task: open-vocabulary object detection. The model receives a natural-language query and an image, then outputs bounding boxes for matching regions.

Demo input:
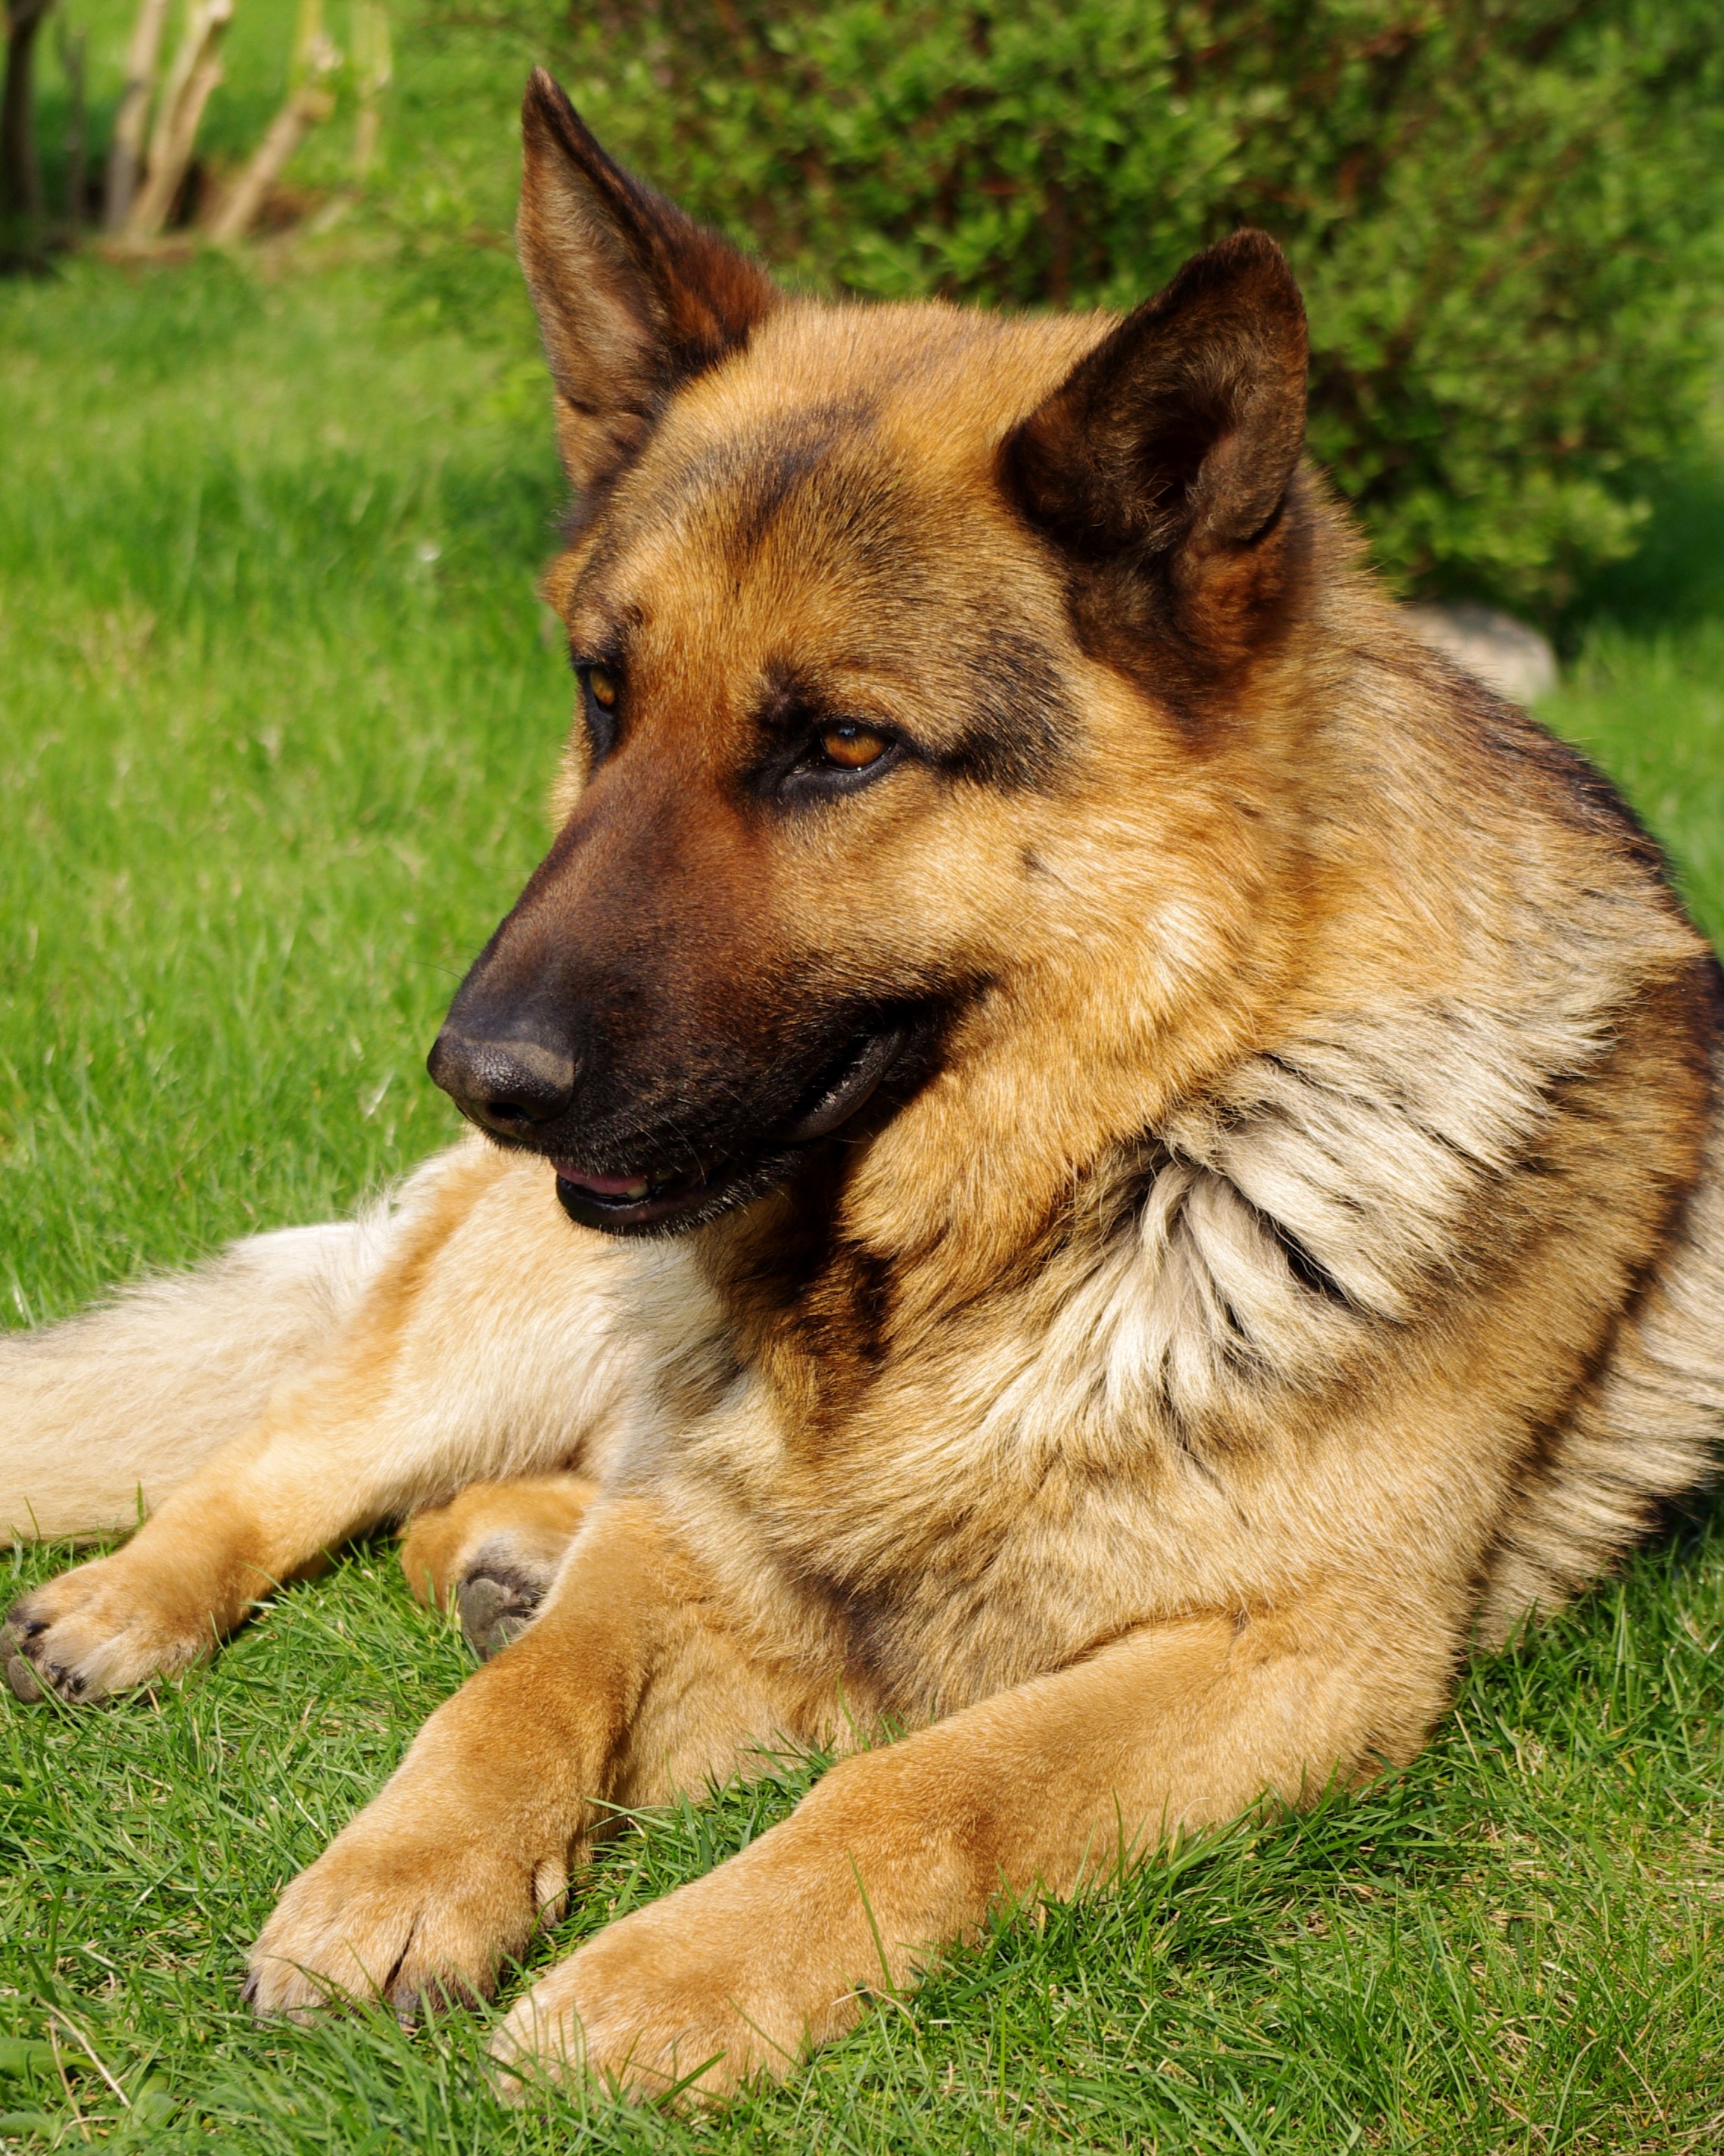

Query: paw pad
[456,1569,542,1662]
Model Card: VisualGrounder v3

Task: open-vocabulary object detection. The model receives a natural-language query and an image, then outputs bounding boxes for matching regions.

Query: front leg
[3,1375,454,1704]
[3,1148,633,1703]
[495,1582,1460,2101]
[246,1499,801,2017]
[1,1379,408,1703]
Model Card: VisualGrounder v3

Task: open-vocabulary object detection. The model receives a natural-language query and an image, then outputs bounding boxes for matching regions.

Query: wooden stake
[207,73,331,243]
[350,0,389,182]
[2,0,57,222]
[206,0,337,245]
[102,0,170,231]
[124,0,233,240]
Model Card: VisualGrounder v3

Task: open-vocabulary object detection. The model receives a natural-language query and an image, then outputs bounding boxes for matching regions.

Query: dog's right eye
[818,722,889,770]
[575,661,622,759]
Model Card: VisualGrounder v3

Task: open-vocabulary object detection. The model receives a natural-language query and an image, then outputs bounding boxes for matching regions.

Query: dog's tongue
[551,1162,649,1198]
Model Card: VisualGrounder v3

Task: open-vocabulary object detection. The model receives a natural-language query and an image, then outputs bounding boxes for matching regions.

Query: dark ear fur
[518,69,782,490]
[1004,230,1309,697]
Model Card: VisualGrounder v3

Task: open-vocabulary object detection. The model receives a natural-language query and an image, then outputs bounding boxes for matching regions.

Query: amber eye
[819,721,888,770]
[587,663,620,711]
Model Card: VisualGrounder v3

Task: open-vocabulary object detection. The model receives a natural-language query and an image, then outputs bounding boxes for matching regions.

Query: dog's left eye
[817,723,888,771]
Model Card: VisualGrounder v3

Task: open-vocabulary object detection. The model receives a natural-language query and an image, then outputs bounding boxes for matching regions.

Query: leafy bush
[527,0,1724,615]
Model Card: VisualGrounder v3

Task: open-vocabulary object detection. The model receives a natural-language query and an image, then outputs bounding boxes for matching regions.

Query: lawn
[2,11,1722,2148]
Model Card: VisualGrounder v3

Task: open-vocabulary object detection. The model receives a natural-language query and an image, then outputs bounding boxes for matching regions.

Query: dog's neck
[693,639,1343,1380]
[692,581,1707,1427]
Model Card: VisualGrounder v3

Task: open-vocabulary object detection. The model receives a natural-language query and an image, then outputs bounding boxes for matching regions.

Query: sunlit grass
[2,1522,1717,2152]
[0,252,557,1319]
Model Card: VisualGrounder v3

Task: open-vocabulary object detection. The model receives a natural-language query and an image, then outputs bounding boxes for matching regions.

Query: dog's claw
[3,1607,51,1703]
[0,1555,228,1702]
[3,1628,44,1703]
[2,1605,91,1706]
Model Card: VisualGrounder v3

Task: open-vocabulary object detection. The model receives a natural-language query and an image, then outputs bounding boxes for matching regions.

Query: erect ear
[1003,231,1309,687]
[517,69,783,491]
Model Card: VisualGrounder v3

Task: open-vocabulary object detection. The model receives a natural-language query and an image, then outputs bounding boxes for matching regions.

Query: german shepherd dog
[5,69,1721,2101]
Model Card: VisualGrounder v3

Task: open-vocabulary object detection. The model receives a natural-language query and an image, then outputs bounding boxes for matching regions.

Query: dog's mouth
[549,1157,728,1232]
[549,1024,911,1235]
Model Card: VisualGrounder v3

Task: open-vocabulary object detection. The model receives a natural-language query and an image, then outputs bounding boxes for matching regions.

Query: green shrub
[525,0,1724,615]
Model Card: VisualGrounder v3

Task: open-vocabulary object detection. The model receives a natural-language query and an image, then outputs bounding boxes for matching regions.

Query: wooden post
[206,75,331,244]
[103,0,170,231]
[205,0,336,245]
[2,0,57,221]
[350,0,389,182]
[124,0,232,240]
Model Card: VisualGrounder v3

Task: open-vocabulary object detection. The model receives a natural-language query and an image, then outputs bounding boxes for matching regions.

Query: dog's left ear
[518,69,782,489]
[1004,230,1309,682]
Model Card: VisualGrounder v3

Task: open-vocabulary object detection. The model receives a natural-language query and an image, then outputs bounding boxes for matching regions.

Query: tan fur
[4,70,1719,2106]
[0,1208,395,1544]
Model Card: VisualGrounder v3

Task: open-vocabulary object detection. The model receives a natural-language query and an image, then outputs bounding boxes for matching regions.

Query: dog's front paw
[247,1803,568,2020]
[2,1553,220,1703]
[490,1888,844,2105]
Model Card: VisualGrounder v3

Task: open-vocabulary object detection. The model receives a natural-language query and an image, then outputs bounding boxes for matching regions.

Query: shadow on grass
[1564,452,1724,641]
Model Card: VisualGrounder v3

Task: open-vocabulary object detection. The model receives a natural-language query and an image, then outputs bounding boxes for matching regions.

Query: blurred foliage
[484,0,1724,616]
[19,0,1724,608]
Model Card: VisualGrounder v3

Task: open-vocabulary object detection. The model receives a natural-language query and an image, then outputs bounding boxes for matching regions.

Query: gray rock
[1404,602,1558,706]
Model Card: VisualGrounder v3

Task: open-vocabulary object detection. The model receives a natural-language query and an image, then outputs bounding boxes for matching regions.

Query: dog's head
[429,70,1315,1240]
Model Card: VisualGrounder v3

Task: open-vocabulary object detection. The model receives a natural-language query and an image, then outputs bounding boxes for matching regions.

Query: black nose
[427,1026,575,1133]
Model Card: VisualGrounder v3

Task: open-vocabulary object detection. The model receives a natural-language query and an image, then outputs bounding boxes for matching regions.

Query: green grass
[1,1531,1717,2153]
[0,250,555,1319]
[4,42,1724,2149]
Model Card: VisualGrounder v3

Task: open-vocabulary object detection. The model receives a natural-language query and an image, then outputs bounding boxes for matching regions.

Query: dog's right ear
[1003,230,1309,693]
[518,69,782,490]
